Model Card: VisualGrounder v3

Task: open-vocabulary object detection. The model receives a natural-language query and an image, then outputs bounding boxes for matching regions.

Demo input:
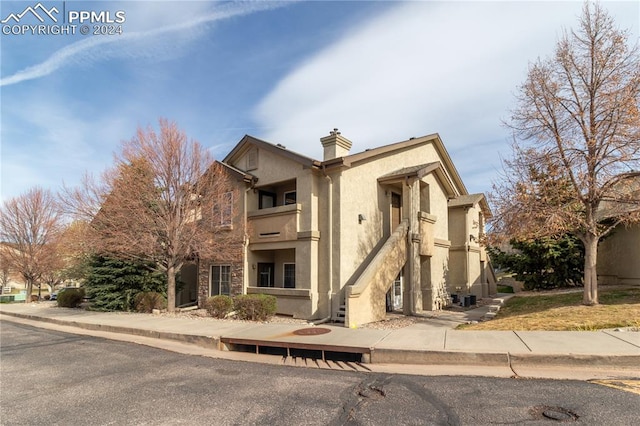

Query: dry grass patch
[459,287,640,331]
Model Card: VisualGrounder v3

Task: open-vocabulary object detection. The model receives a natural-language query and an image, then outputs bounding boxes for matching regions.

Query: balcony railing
[247,203,301,243]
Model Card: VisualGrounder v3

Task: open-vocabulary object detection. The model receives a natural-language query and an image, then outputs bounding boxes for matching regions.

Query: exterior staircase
[333,303,346,323]
[345,220,409,328]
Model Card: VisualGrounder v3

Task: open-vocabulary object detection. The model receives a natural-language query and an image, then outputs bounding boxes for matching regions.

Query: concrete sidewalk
[1,302,638,376]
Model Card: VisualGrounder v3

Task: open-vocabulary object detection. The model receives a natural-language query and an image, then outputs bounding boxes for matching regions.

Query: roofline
[448,194,493,218]
[215,160,257,184]
[322,133,468,195]
[378,162,458,199]
[224,135,322,169]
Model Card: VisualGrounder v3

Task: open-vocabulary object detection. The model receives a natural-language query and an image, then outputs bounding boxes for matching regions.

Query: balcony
[247,203,301,244]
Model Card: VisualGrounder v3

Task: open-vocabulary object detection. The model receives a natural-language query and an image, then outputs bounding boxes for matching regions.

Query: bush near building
[232,294,277,321]
[204,295,233,318]
[57,288,85,308]
[134,292,167,313]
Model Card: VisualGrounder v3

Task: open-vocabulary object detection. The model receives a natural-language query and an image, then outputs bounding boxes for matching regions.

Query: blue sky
[1,0,638,203]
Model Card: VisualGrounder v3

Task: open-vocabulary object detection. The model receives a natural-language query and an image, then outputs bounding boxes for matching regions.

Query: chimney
[320,128,352,161]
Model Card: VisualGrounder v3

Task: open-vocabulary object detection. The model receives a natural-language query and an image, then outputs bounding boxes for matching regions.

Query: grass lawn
[459,286,640,331]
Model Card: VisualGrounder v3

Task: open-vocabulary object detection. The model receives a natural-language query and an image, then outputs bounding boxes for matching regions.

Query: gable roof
[323,133,468,196]
[378,162,458,198]
[215,161,257,183]
[448,193,493,218]
[224,135,321,169]
[378,162,441,180]
[222,133,472,199]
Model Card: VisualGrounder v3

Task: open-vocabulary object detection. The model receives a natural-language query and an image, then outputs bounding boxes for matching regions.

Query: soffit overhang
[448,193,493,218]
[378,161,458,199]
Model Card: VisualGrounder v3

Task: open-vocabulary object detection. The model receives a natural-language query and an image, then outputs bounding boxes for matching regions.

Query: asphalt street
[2,320,639,425]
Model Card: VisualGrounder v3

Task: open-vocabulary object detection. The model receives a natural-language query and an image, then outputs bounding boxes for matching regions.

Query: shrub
[82,255,166,312]
[488,235,584,291]
[57,288,85,308]
[204,295,233,318]
[30,295,39,302]
[134,291,167,313]
[233,294,277,321]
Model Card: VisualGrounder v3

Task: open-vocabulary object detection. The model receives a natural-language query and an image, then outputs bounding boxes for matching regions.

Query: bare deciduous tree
[0,188,63,302]
[493,2,640,305]
[65,119,233,311]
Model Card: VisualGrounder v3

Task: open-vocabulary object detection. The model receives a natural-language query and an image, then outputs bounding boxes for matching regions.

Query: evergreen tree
[488,235,584,291]
[84,255,166,311]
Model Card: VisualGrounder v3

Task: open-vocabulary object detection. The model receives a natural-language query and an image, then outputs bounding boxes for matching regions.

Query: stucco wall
[229,145,325,318]
[447,203,488,297]
[598,223,640,285]
[334,142,445,291]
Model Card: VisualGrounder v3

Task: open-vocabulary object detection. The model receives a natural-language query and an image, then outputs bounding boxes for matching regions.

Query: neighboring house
[597,173,640,286]
[0,242,26,293]
[196,130,495,327]
[598,223,640,285]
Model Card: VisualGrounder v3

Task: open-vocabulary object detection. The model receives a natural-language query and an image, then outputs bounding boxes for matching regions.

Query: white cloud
[0,1,288,87]
[253,1,639,193]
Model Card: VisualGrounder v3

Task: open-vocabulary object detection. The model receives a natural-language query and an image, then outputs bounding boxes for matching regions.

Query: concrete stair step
[332,304,346,323]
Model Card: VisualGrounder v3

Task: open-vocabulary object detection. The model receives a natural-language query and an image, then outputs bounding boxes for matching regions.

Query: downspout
[464,206,470,294]
[242,181,255,294]
[407,180,416,316]
[312,167,333,325]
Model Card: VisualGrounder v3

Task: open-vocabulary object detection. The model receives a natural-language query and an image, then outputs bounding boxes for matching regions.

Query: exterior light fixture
[358,214,366,224]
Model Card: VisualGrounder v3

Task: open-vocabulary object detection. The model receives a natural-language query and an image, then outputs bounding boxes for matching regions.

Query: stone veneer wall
[197,243,245,307]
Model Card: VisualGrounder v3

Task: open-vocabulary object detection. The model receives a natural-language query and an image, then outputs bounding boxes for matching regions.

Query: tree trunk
[167,265,176,313]
[582,235,599,305]
[24,278,33,304]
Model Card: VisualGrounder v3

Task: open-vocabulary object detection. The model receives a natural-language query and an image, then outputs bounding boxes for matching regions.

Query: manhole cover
[292,327,331,336]
[531,406,578,422]
[543,409,574,421]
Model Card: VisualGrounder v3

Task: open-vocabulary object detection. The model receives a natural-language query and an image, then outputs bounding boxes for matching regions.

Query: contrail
[1,1,289,87]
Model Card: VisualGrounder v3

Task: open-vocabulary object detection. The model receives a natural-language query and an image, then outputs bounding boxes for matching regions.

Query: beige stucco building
[597,173,640,286]
[197,130,496,327]
[598,223,640,286]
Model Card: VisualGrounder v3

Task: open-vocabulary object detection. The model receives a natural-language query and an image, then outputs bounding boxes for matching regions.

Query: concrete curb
[4,309,638,371]
[0,311,222,350]
[509,353,640,369]
[370,348,510,366]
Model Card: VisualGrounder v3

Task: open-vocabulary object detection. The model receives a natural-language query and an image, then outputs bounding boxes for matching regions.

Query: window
[222,191,233,225]
[283,263,295,288]
[213,191,233,226]
[246,148,258,171]
[211,265,231,296]
[284,191,296,205]
[257,263,274,287]
[259,191,276,209]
